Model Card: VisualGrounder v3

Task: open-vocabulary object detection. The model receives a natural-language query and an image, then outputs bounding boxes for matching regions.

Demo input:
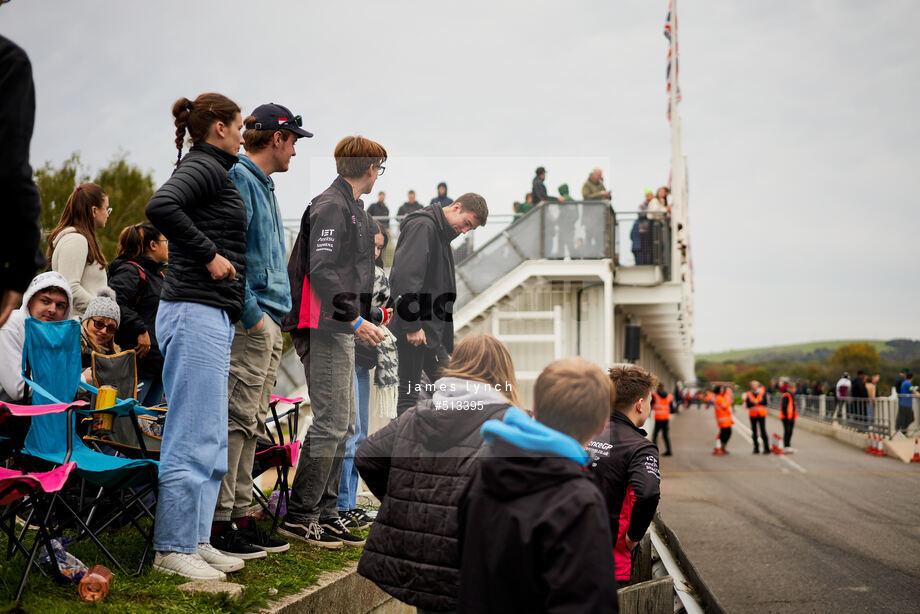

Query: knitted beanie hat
[82,287,121,326]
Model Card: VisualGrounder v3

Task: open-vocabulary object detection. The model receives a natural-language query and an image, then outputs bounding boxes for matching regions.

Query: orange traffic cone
[713,435,725,455]
[876,434,886,457]
[869,433,879,456]
[865,431,873,455]
[771,433,785,455]
[910,438,920,463]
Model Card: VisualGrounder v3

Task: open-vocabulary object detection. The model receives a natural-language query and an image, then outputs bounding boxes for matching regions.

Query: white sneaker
[783,446,796,454]
[153,551,226,581]
[198,542,245,573]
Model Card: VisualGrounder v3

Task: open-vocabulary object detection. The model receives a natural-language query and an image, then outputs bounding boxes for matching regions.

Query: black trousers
[750,416,769,452]
[652,420,671,454]
[782,418,795,448]
[719,427,732,450]
[395,335,449,416]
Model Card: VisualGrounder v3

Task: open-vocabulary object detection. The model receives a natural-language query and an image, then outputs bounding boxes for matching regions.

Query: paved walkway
[656,404,920,614]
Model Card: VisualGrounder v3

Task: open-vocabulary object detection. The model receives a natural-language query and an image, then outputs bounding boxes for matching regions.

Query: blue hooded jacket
[480,406,589,465]
[228,154,292,328]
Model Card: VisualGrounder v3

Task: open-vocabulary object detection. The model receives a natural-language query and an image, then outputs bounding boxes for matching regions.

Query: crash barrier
[766,394,919,438]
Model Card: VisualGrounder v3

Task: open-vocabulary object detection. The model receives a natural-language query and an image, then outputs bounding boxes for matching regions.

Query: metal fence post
[819,395,826,419]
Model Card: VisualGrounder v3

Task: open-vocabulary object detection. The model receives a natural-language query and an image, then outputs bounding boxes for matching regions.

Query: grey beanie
[82,287,121,326]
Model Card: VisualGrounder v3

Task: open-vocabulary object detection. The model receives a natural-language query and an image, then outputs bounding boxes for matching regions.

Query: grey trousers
[286,328,355,524]
[215,314,283,522]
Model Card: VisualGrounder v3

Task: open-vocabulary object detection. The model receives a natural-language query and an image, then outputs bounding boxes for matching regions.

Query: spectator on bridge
[108,221,168,406]
[835,372,852,420]
[396,190,422,220]
[714,384,734,453]
[146,91,248,581]
[367,191,390,233]
[0,35,45,330]
[745,380,770,454]
[355,334,521,613]
[651,384,673,456]
[47,182,112,318]
[630,201,652,265]
[389,193,488,416]
[866,374,880,421]
[895,368,907,398]
[211,103,311,561]
[512,192,533,222]
[582,168,611,200]
[531,167,563,207]
[459,357,619,613]
[650,186,670,217]
[781,382,798,452]
[280,135,387,550]
[556,183,579,257]
[430,181,453,208]
[896,372,916,435]
[851,371,869,424]
[589,364,661,587]
[0,272,72,404]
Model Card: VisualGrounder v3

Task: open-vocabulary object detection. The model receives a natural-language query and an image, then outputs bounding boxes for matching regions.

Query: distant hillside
[698,339,920,364]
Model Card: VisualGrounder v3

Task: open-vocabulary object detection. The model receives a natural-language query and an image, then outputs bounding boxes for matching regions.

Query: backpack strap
[124,261,147,308]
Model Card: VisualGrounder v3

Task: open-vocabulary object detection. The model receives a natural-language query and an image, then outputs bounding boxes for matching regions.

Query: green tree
[93,152,156,261]
[734,366,771,388]
[35,152,156,262]
[829,343,881,377]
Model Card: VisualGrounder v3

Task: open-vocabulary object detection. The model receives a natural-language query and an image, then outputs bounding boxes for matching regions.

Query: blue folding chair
[20,317,159,575]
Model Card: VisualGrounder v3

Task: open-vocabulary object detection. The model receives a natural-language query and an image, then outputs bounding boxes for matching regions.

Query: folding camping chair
[0,400,83,601]
[250,395,303,536]
[19,317,159,576]
[82,349,166,459]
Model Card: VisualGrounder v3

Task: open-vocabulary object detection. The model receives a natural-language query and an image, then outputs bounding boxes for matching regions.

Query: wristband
[351,317,364,331]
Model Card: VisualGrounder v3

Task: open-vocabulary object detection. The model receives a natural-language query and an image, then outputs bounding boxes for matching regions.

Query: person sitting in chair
[0,271,73,403]
[80,288,121,380]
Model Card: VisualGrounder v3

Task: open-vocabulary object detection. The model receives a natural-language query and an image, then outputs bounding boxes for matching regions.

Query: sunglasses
[90,318,118,334]
[278,115,303,128]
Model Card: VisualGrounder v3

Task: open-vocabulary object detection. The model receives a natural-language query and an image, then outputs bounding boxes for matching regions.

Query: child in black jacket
[458,357,619,613]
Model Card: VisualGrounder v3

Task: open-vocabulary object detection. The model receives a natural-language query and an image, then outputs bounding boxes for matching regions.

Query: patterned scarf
[372,266,399,419]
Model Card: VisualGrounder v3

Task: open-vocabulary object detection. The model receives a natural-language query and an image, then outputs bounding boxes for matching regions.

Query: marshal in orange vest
[653,393,674,421]
[780,391,798,420]
[745,389,767,418]
[714,391,734,428]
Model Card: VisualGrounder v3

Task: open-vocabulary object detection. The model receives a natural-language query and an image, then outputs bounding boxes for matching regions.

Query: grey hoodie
[0,271,73,403]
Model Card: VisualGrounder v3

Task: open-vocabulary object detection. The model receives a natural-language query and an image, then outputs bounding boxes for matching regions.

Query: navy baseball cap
[248,103,313,138]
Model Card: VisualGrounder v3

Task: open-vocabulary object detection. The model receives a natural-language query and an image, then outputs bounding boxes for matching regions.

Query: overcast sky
[3,0,917,353]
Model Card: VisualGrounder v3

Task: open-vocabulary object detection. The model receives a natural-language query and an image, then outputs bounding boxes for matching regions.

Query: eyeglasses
[106,207,112,215]
[90,318,118,334]
[376,165,386,176]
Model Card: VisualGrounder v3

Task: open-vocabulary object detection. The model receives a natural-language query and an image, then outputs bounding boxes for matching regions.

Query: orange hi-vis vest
[745,389,767,418]
[781,392,798,420]
[714,392,734,428]
[704,391,714,404]
[653,393,673,421]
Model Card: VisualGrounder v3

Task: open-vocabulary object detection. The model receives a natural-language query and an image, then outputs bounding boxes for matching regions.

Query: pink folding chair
[251,395,303,536]
[0,400,85,601]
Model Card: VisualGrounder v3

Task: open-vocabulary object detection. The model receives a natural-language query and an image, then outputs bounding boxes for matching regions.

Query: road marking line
[782,457,807,473]
[734,408,807,473]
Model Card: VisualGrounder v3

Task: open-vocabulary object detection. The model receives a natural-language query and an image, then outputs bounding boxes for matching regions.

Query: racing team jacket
[588,412,661,581]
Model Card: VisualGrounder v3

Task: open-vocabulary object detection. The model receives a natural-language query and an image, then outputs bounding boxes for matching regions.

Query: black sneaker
[237,520,290,554]
[210,524,267,560]
[319,517,366,546]
[340,508,373,529]
[278,520,343,550]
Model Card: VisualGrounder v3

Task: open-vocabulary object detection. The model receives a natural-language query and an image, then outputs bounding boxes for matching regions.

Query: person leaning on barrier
[396,189,422,220]
[388,192,488,416]
[280,135,387,549]
[589,364,661,587]
[582,167,611,200]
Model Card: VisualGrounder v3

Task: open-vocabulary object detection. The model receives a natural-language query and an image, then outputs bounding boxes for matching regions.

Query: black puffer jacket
[355,377,511,611]
[388,205,458,352]
[107,255,164,380]
[145,142,246,321]
[282,176,375,334]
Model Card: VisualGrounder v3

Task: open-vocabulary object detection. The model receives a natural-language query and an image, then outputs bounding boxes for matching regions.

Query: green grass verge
[0,520,369,614]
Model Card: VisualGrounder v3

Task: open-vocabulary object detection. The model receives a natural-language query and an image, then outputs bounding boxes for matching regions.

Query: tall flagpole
[668,0,684,280]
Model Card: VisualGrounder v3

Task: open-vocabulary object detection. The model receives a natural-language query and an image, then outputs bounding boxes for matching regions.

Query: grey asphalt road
[655,404,920,614]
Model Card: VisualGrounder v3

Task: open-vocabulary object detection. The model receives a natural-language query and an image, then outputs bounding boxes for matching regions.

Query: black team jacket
[388,205,458,352]
[282,175,375,334]
[145,142,246,322]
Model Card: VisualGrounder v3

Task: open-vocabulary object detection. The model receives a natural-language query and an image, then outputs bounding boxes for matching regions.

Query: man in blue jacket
[211,103,312,561]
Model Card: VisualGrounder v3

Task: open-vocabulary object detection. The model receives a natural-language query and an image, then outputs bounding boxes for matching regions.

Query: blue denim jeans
[153,301,234,553]
[136,376,164,406]
[338,365,370,511]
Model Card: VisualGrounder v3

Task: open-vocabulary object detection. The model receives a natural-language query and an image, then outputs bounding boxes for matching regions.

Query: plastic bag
[37,537,88,582]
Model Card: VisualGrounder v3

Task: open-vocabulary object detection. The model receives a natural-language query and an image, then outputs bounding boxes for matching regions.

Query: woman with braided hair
[145,92,247,581]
